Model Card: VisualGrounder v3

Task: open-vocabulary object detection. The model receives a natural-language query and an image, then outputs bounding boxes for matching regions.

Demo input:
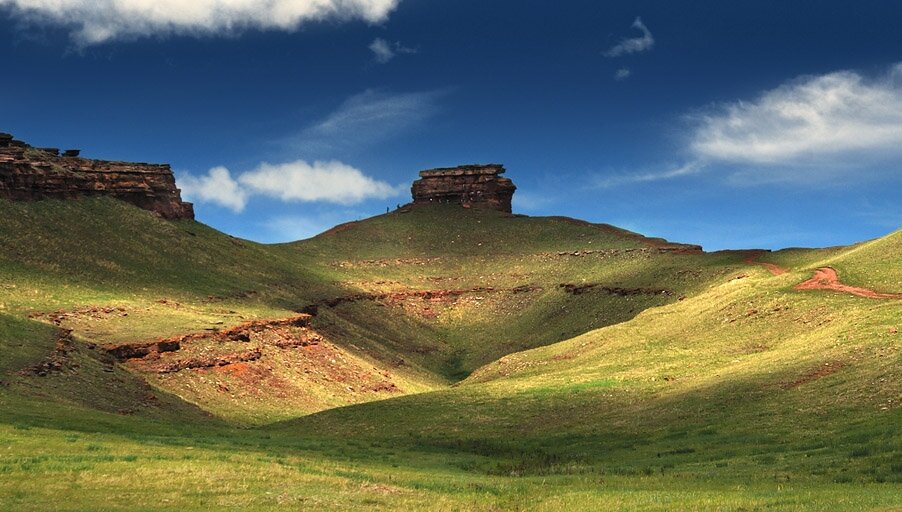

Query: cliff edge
[410,164,516,213]
[0,133,193,220]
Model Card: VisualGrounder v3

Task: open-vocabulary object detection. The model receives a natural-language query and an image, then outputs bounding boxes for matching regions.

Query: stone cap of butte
[418,164,505,178]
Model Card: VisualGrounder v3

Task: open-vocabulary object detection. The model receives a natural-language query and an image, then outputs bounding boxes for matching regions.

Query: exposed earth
[795,267,902,299]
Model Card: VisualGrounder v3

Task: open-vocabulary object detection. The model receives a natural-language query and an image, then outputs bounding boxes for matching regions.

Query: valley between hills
[0,195,899,510]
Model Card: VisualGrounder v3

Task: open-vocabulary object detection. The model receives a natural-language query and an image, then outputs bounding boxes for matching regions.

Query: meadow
[0,198,899,510]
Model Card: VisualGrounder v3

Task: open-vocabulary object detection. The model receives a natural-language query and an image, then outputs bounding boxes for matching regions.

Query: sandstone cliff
[0,133,194,220]
[411,164,516,213]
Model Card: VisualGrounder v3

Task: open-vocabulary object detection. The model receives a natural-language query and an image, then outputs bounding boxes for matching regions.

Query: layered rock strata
[411,164,516,213]
[0,133,193,220]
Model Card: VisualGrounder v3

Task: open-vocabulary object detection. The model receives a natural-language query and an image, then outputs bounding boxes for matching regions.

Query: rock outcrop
[0,132,194,220]
[411,164,516,213]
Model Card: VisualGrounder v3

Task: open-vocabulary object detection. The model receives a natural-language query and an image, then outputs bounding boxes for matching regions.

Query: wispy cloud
[606,63,902,189]
[690,64,902,175]
[183,88,438,212]
[595,162,705,189]
[369,37,416,63]
[0,0,400,45]
[284,89,445,156]
[179,160,404,213]
[614,68,632,81]
[604,17,654,58]
[511,191,556,212]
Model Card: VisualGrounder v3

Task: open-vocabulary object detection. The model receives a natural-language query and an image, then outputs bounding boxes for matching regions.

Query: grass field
[0,198,899,510]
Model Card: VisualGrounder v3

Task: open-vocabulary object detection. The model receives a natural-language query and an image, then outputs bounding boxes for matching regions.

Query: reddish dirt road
[795,267,902,299]
[744,251,788,276]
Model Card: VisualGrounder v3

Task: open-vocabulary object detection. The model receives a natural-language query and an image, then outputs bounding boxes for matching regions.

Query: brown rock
[105,340,181,361]
[411,164,516,212]
[0,133,194,220]
[155,349,262,374]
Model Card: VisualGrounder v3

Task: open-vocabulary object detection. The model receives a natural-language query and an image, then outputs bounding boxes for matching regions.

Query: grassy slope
[288,259,900,460]
[821,229,902,291]
[0,198,899,510]
[291,204,736,377]
[761,229,902,293]
[272,253,901,508]
[0,312,216,429]
[0,199,727,419]
[0,199,447,422]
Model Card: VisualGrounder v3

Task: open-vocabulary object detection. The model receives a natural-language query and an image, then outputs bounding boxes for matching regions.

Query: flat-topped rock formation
[411,164,516,213]
[0,133,194,220]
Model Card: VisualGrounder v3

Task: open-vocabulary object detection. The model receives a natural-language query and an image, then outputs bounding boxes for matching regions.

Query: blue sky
[1,0,901,250]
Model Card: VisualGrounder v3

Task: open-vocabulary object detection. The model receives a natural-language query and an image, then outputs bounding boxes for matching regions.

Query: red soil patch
[103,314,312,361]
[153,348,262,374]
[743,251,788,276]
[795,267,902,299]
[18,328,78,377]
[214,362,252,378]
[323,287,498,308]
[783,361,846,389]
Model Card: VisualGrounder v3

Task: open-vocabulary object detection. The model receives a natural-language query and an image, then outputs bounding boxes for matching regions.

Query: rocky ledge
[411,164,516,213]
[0,132,194,220]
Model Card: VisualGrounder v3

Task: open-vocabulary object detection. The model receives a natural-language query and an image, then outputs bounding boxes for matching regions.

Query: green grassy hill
[0,199,733,416]
[760,229,901,292]
[820,229,902,291]
[0,198,899,510]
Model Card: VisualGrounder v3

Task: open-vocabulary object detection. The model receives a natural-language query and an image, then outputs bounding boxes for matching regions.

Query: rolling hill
[0,198,899,510]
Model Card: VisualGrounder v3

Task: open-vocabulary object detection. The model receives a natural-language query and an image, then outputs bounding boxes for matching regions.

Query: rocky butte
[411,164,516,213]
[0,133,194,220]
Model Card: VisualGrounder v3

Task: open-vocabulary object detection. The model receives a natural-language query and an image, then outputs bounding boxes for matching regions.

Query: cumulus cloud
[238,160,402,205]
[0,0,400,44]
[179,166,248,212]
[690,65,902,169]
[369,37,415,63]
[179,160,403,213]
[604,17,654,57]
[285,89,444,156]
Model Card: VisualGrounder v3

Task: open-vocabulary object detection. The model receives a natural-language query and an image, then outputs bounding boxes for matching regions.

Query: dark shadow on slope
[265,356,900,483]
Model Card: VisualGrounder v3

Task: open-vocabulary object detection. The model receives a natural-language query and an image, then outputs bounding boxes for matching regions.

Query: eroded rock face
[411,164,516,213]
[0,133,194,220]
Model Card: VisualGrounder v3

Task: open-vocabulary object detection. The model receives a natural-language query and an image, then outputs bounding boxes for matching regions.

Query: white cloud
[179,160,403,212]
[285,89,444,155]
[614,68,631,81]
[179,166,248,212]
[369,37,415,63]
[238,160,403,205]
[600,65,902,188]
[0,0,400,44]
[595,162,705,188]
[690,65,902,169]
[604,17,654,57]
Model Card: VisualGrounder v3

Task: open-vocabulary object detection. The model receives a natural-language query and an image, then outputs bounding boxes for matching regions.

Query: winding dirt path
[795,267,902,299]
[743,251,788,276]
